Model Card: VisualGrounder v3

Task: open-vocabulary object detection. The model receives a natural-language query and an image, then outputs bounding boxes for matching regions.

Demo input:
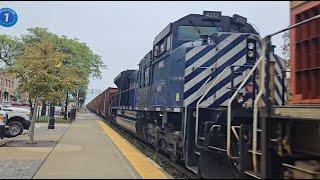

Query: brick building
[0,74,17,102]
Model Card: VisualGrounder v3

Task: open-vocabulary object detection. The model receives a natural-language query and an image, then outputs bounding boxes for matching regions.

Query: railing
[226,53,265,159]
[183,76,212,146]
[105,87,137,118]
[194,68,230,148]
[249,14,320,174]
[251,39,267,171]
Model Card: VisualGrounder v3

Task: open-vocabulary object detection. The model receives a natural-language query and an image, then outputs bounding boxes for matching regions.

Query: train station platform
[33,111,171,179]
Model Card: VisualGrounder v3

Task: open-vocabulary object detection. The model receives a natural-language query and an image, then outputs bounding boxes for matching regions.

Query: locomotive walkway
[0,111,170,179]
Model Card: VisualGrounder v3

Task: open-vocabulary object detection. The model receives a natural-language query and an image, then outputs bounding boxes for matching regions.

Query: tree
[6,39,84,143]
[21,27,103,115]
[0,34,23,66]
[281,31,291,102]
[281,31,290,60]
[0,27,103,122]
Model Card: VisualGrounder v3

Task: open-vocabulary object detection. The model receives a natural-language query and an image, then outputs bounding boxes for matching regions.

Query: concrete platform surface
[33,112,141,179]
[0,111,171,179]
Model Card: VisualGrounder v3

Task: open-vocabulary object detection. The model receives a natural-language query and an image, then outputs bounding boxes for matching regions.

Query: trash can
[48,106,55,129]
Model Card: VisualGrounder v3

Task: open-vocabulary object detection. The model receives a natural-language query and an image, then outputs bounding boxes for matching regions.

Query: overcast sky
[1,1,290,103]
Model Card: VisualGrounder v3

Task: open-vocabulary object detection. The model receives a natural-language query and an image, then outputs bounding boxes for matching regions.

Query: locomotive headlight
[247,42,255,50]
[247,50,254,58]
[237,93,244,103]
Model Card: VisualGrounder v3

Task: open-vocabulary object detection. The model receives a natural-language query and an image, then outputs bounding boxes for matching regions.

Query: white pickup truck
[0,106,31,137]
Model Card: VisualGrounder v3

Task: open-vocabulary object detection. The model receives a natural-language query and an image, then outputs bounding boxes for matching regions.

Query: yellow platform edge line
[96,120,169,179]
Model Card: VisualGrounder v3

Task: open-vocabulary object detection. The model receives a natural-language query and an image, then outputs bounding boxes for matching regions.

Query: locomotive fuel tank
[115,110,138,135]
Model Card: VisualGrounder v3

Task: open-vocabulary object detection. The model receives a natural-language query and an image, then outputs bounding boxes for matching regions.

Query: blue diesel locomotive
[91,11,291,178]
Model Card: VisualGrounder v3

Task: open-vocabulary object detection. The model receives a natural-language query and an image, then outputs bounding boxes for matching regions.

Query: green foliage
[0,27,104,103]
[21,27,103,101]
[6,39,84,102]
[0,34,24,66]
[37,115,67,124]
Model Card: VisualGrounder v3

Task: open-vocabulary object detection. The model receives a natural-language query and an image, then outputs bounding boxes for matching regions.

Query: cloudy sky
[1,1,290,103]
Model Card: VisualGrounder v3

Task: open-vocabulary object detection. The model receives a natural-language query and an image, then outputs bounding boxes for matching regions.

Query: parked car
[0,106,31,137]
[11,101,22,107]
[1,101,11,108]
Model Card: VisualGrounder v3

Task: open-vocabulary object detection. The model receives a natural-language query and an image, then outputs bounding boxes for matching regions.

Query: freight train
[87,11,320,179]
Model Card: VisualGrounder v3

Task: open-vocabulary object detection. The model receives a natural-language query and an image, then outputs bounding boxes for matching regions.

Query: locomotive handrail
[106,87,136,118]
[195,68,230,149]
[266,14,320,38]
[109,87,135,99]
[252,55,266,173]
[183,75,212,146]
[249,14,320,173]
[227,54,264,160]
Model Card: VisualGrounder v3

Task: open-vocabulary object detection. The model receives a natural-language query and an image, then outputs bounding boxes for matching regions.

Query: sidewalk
[0,123,70,179]
[0,111,171,179]
[33,112,141,179]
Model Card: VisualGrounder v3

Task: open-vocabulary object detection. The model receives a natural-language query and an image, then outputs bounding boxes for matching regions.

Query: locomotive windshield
[178,26,221,41]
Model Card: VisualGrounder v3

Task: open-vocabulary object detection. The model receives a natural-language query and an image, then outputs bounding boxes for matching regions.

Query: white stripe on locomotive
[184,34,240,77]
[184,38,247,93]
[185,45,207,62]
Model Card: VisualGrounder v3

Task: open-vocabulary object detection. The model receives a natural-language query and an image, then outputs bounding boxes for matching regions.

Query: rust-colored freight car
[86,87,118,118]
[102,87,118,118]
[290,1,320,104]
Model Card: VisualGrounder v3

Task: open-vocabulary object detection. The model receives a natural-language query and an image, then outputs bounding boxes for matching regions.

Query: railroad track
[99,117,199,179]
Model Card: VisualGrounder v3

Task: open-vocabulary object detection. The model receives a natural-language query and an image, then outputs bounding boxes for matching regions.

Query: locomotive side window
[144,67,150,87]
[154,35,171,57]
[154,39,166,57]
[166,35,171,51]
[139,68,145,88]
[178,26,221,41]
[160,42,166,53]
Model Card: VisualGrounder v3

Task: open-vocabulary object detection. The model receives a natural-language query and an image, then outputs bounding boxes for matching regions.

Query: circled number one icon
[0,8,18,27]
[4,13,9,22]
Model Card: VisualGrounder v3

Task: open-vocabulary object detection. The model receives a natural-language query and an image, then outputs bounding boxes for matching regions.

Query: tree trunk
[29,98,38,144]
[29,99,34,116]
[41,100,47,116]
[63,92,68,119]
